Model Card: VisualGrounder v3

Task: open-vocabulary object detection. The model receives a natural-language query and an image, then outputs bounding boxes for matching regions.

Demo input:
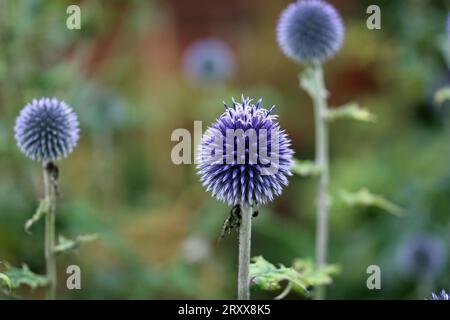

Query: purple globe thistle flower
[396,233,447,279]
[14,97,80,163]
[197,97,294,207]
[429,290,449,300]
[183,38,235,84]
[277,0,345,64]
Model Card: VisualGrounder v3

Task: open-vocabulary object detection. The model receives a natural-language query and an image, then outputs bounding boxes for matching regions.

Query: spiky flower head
[15,97,80,163]
[429,290,449,300]
[197,96,294,207]
[277,0,345,63]
[183,38,235,84]
[396,233,447,278]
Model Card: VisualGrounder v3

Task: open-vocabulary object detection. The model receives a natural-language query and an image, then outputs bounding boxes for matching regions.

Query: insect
[45,161,60,197]
[218,204,259,242]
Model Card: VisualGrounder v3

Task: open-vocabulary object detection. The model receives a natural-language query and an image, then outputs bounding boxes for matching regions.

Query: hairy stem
[43,162,57,300]
[238,204,252,300]
[310,63,330,300]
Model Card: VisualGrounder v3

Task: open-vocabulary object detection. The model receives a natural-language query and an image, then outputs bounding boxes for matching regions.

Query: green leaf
[0,272,12,292]
[326,102,376,122]
[340,188,405,217]
[292,259,340,287]
[292,159,322,177]
[0,263,48,290]
[434,87,450,107]
[250,256,309,295]
[25,198,51,233]
[54,233,99,255]
[250,256,340,299]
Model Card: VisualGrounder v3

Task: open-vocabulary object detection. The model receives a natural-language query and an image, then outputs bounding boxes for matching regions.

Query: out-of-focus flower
[447,14,450,39]
[197,97,294,207]
[181,234,212,264]
[396,233,447,278]
[78,85,127,131]
[182,38,235,84]
[277,0,344,63]
[429,289,449,300]
[14,97,80,163]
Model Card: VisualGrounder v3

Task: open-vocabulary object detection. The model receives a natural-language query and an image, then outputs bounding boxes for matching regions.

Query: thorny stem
[238,204,252,300]
[43,162,58,300]
[310,62,330,300]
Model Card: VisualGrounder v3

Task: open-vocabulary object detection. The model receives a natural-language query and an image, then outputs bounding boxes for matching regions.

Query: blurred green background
[0,0,449,299]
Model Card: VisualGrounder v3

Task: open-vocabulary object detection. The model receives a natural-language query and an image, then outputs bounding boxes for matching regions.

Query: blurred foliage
[0,0,449,300]
[54,234,99,255]
[292,159,322,177]
[24,198,50,234]
[434,86,450,106]
[339,188,405,217]
[326,102,376,123]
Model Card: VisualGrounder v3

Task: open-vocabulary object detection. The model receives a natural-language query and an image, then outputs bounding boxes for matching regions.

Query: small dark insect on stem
[45,162,60,197]
[217,205,259,243]
[218,204,241,242]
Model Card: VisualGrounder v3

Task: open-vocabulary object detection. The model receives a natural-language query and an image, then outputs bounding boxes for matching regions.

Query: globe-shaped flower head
[396,233,447,279]
[277,0,345,63]
[197,97,294,207]
[429,290,449,300]
[183,38,235,84]
[15,97,80,163]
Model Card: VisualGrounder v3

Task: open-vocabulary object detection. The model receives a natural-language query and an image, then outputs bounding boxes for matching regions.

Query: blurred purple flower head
[396,233,447,278]
[277,0,345,63]
[429,289,449,300]
[183,38,235,84]
[447,13,450,39]
[197,96,294,207]
[78,85,127,131]
[15,97,80,163]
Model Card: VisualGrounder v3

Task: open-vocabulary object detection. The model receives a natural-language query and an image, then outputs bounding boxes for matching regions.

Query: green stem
[43,163,57,300]
[274,282,292,300]
[310,63,330,300]
[238,204,252,300]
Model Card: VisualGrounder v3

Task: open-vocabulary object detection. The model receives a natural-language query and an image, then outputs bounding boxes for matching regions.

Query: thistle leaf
[250,256,309,295]
[292,259,340,287]
[292,159,322,177]
[0,273,12,292]
[54,233,99,255]
[250,256,340,299]
[0,263,48,290]
[326,103,376,122]
[340,188,405,217]
[25,198,51,233]
[434,87,450,107]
